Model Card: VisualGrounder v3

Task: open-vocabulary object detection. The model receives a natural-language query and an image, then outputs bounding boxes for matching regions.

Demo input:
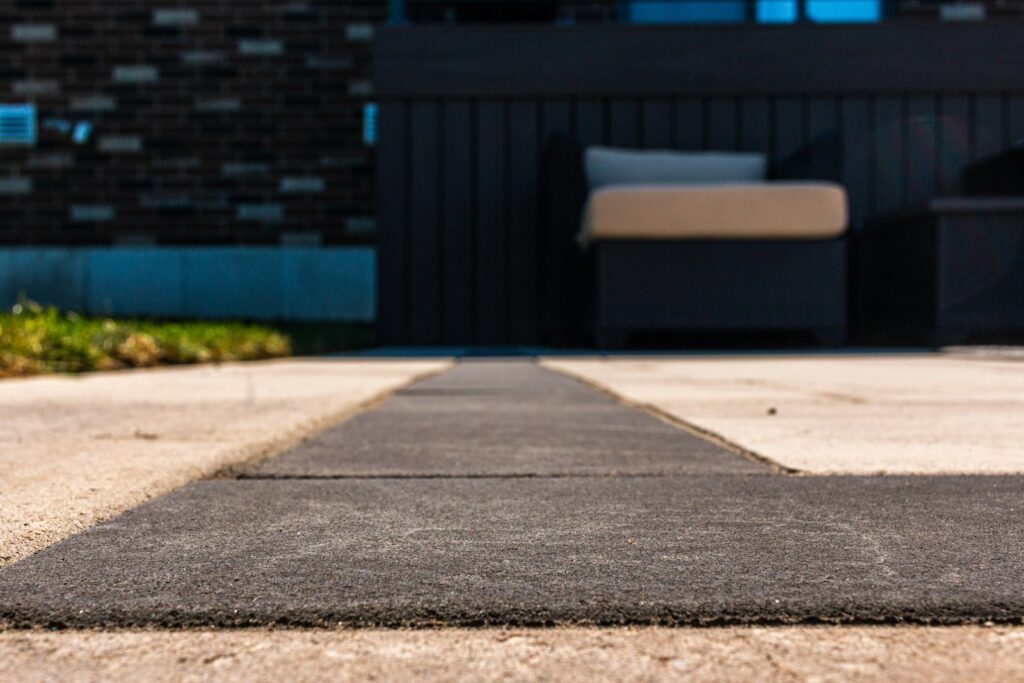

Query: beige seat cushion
[582,182,848,242]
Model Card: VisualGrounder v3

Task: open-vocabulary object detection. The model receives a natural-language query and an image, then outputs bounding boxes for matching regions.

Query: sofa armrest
[768,130,843,183]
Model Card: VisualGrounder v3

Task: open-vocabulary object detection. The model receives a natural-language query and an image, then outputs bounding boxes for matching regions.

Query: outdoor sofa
[543,133,850,348]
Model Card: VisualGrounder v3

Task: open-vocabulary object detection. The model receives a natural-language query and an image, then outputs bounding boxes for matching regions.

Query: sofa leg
[813,327,846,348]
[596,328,630,350]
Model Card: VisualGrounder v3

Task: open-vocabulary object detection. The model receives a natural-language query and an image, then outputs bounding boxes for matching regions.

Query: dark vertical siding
[542,100,586,345]
[739,98,771,152]
[874,97,905,212]
[707,98,738,150]
[380,91,1023,345]
[905,96,939,206]
[409,102,443,344]
[641,99,673,148]
[772,98,805,163]
[377,29,1024,345]
[808,98,838,140]
[575,98,607,147]
[1011,96,1024,145]
[505,100,541,344]
[840,97,872,228]
[609,100,640,147]
[441,101,474,344]
[974,96,1005,162]
[674,99,704,149]
[376,102,409,345]
[938,96,971,194]
[475,101,506,344]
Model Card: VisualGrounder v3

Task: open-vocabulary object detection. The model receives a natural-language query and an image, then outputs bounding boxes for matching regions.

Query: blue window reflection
[808,0,880,22]
[628,1,746,24]
[629,0,881,24]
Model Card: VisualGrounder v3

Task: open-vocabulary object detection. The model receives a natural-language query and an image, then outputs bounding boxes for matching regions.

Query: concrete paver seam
[538,361,800,476]
[235,472,778,481]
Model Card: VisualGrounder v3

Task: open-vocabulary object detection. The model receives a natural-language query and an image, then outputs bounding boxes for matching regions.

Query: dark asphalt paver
[246,360,760,477]
[1,476,1022,628]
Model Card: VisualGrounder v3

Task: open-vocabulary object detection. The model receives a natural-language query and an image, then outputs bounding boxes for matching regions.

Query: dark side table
[860,197,1024,346]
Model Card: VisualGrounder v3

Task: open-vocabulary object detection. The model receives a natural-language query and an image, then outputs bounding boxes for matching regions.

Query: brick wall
[1,1,385,246]
[0,0,624,247]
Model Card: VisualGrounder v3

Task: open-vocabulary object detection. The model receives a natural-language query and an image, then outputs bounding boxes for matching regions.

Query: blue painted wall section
[0,248,375,322]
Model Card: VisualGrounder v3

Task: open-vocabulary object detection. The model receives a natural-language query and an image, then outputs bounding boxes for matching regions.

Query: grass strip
[0,302,292,377]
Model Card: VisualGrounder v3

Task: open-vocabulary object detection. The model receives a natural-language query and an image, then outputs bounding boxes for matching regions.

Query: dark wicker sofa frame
[542,132,848,348]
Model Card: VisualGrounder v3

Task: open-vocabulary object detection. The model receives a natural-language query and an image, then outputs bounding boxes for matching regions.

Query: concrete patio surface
[2,627,1023,683]
[543,353,1024,474]
[0,358,450,567]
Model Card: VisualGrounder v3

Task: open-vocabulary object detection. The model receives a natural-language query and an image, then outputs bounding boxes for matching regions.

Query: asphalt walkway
[1,360,1022,628]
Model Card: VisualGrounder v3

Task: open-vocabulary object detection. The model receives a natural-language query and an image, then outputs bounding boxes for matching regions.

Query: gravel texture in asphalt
[1,475,1022,627]
[246,360,758,477]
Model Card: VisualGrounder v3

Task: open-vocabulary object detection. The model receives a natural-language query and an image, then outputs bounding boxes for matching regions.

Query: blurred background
[2,0,1023,358]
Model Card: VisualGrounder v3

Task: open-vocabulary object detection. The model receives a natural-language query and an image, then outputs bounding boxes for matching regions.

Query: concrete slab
[1,475,1021,628]
[0,358,451,568]
[248,361,759,477]
[543,355,1024,474]
[3,627,1024,683]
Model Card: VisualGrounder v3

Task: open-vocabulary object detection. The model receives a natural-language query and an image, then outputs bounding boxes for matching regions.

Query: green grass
[0,302,293,377]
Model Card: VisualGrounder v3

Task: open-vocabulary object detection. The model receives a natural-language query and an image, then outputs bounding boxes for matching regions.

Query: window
[759,0,881,22]
[627,0,881,24]
[628,1,747,24]
[808,0,881,22]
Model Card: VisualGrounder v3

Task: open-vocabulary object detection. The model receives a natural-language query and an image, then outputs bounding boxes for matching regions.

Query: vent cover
[363,102,377,146]
[0,104,37,146]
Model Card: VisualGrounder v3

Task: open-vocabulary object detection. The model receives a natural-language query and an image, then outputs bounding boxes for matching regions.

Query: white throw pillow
[585,146,767,190]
